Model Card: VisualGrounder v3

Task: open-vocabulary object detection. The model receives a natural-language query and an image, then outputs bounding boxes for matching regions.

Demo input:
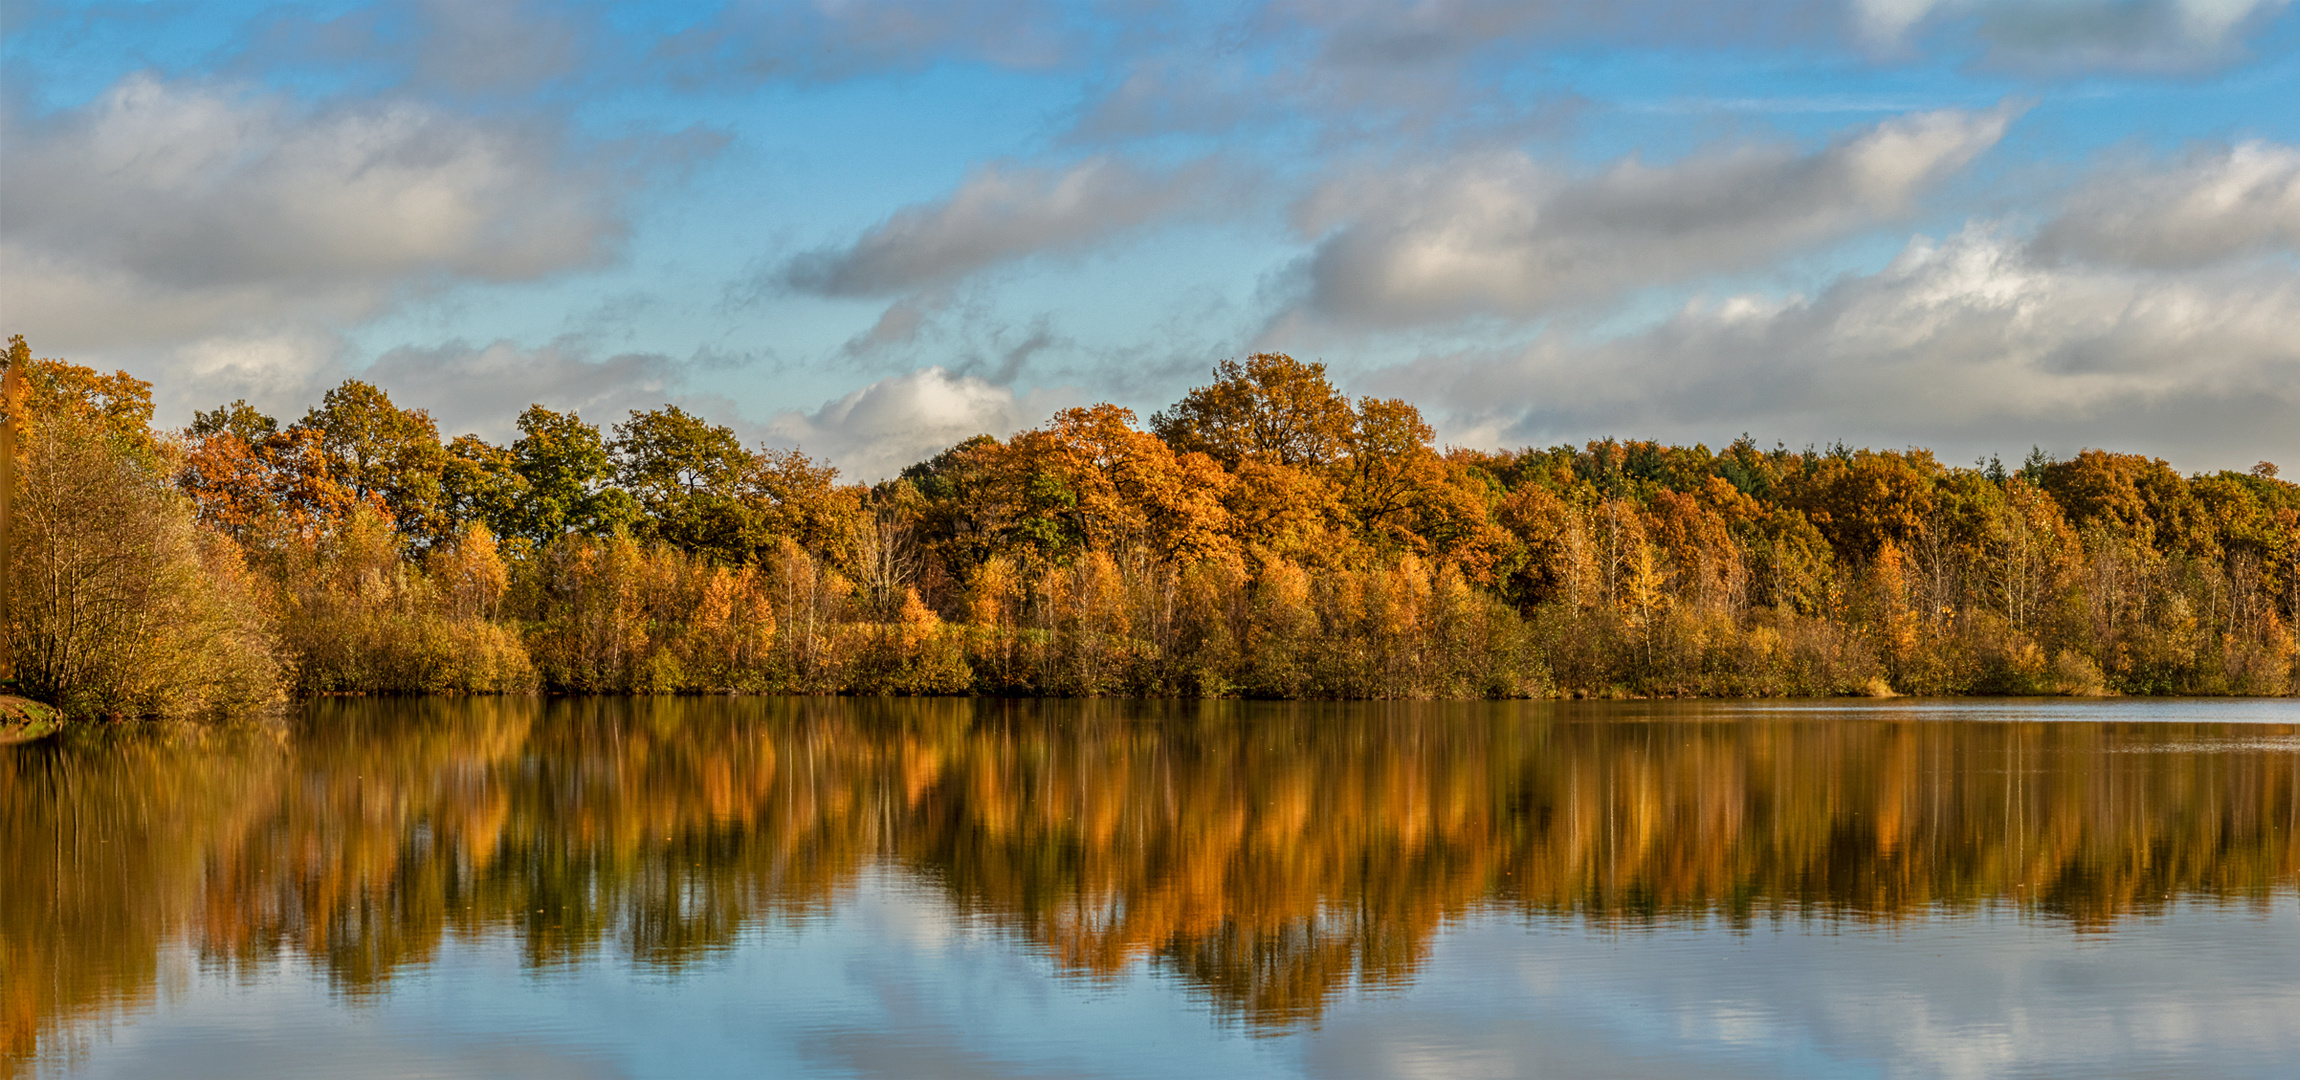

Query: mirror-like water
[6,698,2297,1079]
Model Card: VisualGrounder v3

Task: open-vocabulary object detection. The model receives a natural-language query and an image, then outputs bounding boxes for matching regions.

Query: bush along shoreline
[6,336,2296,717]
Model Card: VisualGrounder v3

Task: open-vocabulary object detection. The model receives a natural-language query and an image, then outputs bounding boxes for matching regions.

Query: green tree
[511,405,634,542]
[900,435,1001,579]
[299,380,450,546]
[612,405,755,563]
[440,434,530,544]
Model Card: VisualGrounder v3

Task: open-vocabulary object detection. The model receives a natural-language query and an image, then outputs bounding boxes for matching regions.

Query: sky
[3,0,2297,480]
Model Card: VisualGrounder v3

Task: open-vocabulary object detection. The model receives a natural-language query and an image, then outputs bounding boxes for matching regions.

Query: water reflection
[5,698,2297,1066]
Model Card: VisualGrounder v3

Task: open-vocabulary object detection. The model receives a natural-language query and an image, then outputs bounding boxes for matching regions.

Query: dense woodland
[5,335,2298,715]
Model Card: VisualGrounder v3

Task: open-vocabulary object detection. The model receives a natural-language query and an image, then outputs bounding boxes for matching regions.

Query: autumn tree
[1978,475,2076,634]
[1646,486,1747,618]
[7,340,278,716]
[1745,506,1836,616]
[1342,397,1443,547]
[967,404,1233,567]
[851,490,925,620]
[1151,353,1355,469]
[8,338,164,467]
[1786,448,1942,563]
[743,447,857,563]
[1406,459,1514,584]
[17,329,2300,703]
[1495,483,1592,610]
[2043,450,2208,557]
[1225,460,1353,567]
[179,423,363,547]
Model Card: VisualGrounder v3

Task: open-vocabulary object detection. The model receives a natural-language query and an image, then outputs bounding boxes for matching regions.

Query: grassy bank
[0,695,61,743]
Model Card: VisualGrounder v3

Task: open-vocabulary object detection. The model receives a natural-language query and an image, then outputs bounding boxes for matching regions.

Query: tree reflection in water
[6,698,2297,1062]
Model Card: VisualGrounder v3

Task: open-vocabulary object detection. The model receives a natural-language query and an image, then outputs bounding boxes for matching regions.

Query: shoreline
[0,695,61,743]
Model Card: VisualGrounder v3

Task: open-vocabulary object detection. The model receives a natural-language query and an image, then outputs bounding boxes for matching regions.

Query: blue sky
[4,0,2298,478]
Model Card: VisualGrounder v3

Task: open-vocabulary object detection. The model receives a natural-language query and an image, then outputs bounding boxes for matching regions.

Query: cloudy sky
[4,0,2297,478]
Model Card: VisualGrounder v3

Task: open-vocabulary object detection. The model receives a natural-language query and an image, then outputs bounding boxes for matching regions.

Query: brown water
[5,697,2298,1078]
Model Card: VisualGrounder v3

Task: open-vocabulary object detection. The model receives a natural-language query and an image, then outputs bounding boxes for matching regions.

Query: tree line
[5,336,2297,714]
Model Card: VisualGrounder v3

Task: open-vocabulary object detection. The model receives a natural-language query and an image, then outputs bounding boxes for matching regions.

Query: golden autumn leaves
[5,338,2300,713]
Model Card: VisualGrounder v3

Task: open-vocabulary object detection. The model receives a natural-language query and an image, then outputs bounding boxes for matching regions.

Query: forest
[5,335,2298,716]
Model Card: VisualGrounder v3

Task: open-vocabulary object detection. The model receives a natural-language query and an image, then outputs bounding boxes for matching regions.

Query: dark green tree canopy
[612,405,762,563]
[513,405,633,541]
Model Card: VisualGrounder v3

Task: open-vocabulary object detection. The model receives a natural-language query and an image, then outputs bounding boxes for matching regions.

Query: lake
[6,697,2298,1079]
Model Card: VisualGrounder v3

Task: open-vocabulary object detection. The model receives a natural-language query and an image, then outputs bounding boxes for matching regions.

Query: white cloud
[766,367,1074,481]
[1291,106,2014,327]
[2035,141,2300,268]
[781,156,1237,298]
[159,325,354,420]
[0,74,633,353]
[0,72,705,434]
[1380,224,2300,471]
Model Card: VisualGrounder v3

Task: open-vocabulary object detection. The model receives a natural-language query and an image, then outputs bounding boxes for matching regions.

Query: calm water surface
[6,697,2298,1079]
